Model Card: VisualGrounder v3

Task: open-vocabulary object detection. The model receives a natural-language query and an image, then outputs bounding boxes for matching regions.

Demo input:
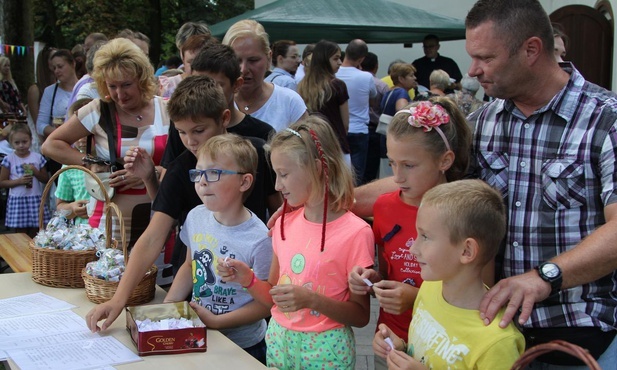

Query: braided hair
[267,116,354,251]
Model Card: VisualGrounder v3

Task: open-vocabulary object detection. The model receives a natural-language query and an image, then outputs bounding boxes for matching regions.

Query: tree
[32,0,253,66]
[2,0,35,104]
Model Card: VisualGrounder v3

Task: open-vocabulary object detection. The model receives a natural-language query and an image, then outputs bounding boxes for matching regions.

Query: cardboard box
[126,302,207,356]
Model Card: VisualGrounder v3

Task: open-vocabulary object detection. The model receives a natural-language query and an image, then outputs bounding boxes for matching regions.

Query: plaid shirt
[469,63,617,331]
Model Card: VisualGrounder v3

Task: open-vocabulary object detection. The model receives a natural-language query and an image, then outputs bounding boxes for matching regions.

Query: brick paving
[353,296,379,370]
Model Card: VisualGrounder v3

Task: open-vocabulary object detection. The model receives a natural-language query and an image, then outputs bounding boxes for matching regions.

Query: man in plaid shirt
[351,0,617,366]
[466,0,617,368]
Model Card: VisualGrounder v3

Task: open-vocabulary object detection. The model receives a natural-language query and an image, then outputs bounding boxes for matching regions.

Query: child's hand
[373,323,394,358]
[217,258,252,286]
[373,324,407,358]
[270,284,313,312]
[20,174,33,186]
[188,301,217,327]
[387,348,426,370]
[123,147,155,181]
[85,299,124,333]
[349,266,381,295]
[70,200,89,219]
[373,280,417,315]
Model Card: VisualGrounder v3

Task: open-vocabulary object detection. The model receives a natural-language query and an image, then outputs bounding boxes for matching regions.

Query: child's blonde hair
[197,133,258,201]
[421,179,506,265]
[387,97,471,181]
[267,116,354,251]
[8,122,32,142]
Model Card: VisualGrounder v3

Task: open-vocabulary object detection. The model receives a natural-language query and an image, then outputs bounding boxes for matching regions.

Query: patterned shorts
[266,319,356,370]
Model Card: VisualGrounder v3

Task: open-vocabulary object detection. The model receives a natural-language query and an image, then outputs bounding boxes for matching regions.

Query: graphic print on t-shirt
[388,237,421,287]
[411,302,471,367]
[192,249,216,300]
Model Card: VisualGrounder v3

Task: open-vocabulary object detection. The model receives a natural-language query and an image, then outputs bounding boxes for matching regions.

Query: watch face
[541,263,560,278]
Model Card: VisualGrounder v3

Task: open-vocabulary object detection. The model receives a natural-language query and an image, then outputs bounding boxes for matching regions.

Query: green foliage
[32,0,253,63]
[33,0,149,47]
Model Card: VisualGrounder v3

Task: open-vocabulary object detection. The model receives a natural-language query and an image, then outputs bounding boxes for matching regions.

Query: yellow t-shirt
[407,281,525,369]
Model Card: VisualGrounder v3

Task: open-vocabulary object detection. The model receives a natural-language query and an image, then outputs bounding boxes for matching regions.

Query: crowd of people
[0,0,615,368]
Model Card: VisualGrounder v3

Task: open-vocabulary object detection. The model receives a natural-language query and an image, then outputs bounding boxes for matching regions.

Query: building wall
[256,0,617,91]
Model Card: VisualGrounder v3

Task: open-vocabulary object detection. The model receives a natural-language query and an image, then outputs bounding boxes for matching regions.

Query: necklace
[239,84,271,112]
[117,105,144,121]
[239,93,262,113]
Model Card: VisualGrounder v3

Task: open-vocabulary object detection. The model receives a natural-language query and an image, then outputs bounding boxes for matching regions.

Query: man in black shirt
[412,34,462,92]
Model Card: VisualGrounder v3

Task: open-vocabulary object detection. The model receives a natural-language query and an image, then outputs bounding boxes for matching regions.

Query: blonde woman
[42,38,170,248]
[223,20,307,132]
[0,56,26,115]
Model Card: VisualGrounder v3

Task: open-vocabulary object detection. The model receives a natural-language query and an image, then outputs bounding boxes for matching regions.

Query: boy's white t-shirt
[179,205,273,348]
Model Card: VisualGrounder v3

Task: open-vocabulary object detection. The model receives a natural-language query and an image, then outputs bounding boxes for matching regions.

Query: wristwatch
[535,262,563,297]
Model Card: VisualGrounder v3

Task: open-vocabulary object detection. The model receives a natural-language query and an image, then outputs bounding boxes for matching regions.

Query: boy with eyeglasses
[85,75,276,364]
[165,133,272,364]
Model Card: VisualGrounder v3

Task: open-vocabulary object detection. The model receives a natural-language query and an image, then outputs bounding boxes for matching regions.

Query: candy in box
[126,301,207,355]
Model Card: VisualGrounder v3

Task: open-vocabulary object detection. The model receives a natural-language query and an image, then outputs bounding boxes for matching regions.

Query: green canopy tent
[208,0,466,44]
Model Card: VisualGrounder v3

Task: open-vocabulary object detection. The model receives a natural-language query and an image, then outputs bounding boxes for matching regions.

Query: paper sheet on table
[0,330,100,350]
[0,292,75,319]
[0,310,86,342]
[7,336,141,370]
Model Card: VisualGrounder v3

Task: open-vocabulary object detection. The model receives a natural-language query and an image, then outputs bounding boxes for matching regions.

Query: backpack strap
[48,82,59,124]
[86,100,119,171]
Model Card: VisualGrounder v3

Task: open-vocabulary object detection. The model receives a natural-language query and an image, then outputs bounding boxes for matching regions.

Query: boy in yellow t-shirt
[373,180,524,369]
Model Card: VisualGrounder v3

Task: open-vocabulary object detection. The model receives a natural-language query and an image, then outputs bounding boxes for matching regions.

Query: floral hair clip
[395,101,451,151]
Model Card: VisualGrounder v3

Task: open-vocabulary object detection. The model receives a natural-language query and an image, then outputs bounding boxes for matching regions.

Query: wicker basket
[30,165,112,288]
[82,202,157,305]
[511,340,601,369]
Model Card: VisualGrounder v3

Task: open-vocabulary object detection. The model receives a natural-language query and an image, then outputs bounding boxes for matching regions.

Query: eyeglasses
[189,169,247,183]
